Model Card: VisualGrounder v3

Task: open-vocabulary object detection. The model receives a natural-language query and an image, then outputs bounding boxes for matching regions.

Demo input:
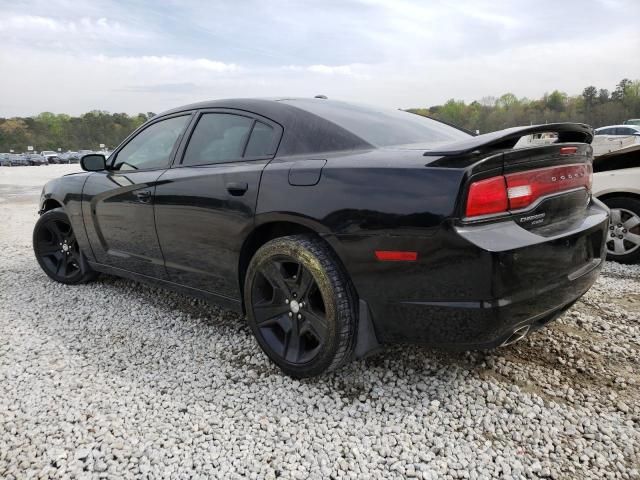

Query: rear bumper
[333,200,609,349]
[386,254,602,349]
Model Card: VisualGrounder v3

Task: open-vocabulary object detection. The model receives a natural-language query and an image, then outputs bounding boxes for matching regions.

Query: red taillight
[505,164,591,210]
[465,163,592,218]
[465,176,508,217]
[375,250,418,262]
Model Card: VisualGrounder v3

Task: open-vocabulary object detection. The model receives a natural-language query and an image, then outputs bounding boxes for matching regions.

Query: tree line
[408,78,640,134]
[0,111,156,153]
[1,77,638,152]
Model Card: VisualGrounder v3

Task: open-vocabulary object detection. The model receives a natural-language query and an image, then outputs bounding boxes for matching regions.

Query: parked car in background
[593,148,640,264]
[592,125,640,157]
[594,125,640,136]
[60,152,81,163]
[25,154,47,166]
[0,153,11,166]
[40,151,63,164]
[33,98,608,377]
[623,119,640,126]
[8,154,29,166]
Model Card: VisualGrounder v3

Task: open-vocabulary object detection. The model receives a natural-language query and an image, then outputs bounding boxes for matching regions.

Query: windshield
[281,99,470,147]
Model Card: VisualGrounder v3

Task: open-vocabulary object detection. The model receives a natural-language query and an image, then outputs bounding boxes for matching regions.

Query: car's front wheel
[33,208,98,284]
[244,235,357,377]
[602,196,640,264]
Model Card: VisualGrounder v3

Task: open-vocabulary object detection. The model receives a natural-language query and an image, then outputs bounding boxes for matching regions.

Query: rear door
[154,109,282,300]
[83,113,192,278]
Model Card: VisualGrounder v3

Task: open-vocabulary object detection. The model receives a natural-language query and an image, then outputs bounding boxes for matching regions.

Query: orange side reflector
[375,251,418,262]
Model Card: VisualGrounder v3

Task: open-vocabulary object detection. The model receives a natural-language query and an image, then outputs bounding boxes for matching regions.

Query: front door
[83,114,192,278]
[154,111,281,300]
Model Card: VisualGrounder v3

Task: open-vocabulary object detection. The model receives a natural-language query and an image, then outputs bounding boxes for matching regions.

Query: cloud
[0,14,146,42]
[0,0,638,116]
[283,64,370,79]
[120,83,201,94]
[307,65,356,75]
[95,55,239,73]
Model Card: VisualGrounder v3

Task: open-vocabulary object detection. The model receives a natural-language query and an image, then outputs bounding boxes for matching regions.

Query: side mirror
[80,154,106,172]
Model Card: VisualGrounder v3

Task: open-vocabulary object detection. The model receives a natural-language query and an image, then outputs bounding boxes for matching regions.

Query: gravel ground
[1,165,639,479]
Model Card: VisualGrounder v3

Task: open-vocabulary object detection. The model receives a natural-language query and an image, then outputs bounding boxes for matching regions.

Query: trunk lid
[501,144,592,234]
[424,123,594,235]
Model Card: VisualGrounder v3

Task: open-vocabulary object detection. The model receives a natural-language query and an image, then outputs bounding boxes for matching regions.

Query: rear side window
[182,113,254,166]
[280,99,470,147]
[245,121,276,157]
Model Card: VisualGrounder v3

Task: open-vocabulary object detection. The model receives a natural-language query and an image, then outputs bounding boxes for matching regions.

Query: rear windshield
[281,99,470,147]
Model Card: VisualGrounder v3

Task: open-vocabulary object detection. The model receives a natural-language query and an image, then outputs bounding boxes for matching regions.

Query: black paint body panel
[82,170,168,278]
[154,161,267,299]
[38,99,608,350]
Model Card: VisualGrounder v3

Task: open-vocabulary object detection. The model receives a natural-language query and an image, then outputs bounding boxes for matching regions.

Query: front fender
[38,173,95,261]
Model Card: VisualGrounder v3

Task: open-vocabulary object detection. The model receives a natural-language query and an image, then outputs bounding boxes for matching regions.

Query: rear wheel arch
[238,220,352,313]
[239,221,320,311]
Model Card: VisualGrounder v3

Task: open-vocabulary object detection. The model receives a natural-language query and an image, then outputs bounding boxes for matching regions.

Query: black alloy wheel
[33,208,97,284]
[245,235,357,377]
[253,256,327,364]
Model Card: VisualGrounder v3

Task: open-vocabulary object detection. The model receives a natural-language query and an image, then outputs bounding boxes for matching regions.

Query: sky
[0,0,639,117]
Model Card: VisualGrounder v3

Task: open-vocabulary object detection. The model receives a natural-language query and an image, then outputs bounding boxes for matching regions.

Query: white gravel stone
[0,165,639,479]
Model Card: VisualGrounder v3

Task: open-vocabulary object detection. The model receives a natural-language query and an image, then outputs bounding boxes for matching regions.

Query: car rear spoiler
[423,123,593,157]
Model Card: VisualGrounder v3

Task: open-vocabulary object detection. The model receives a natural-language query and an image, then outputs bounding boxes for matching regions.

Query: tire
[33,208,98,284]
[601,196,640,264]
[244,234,357,378]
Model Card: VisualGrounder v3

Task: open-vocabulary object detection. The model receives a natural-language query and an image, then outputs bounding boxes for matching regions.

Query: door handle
[135,190,152,202]
[226,182,248,196]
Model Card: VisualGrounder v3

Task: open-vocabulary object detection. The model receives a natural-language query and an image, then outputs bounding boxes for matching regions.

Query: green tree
[545,90,568,112]
[0,119,33,151]
[598,89,610,104]
[582,86,597,108]
[497,93,519,109]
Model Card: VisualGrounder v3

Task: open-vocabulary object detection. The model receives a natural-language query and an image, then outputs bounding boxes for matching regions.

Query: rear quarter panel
[256,149,472,343]
[256,149,466,237]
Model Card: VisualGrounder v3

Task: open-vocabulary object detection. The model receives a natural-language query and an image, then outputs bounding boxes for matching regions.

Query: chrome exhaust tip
[501,325,531,347]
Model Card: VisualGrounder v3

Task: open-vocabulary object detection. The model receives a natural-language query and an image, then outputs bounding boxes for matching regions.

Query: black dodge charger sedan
[33,98,609,377]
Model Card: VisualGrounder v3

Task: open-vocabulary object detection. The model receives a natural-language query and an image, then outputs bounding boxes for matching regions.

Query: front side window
[182,113,255,166]
[112,115,190,171]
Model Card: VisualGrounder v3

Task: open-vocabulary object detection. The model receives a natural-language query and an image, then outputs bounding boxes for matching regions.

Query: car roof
[161,97,314,116]
[155,97,472,156]
[158,98,374,156]
[596,125,640,129]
